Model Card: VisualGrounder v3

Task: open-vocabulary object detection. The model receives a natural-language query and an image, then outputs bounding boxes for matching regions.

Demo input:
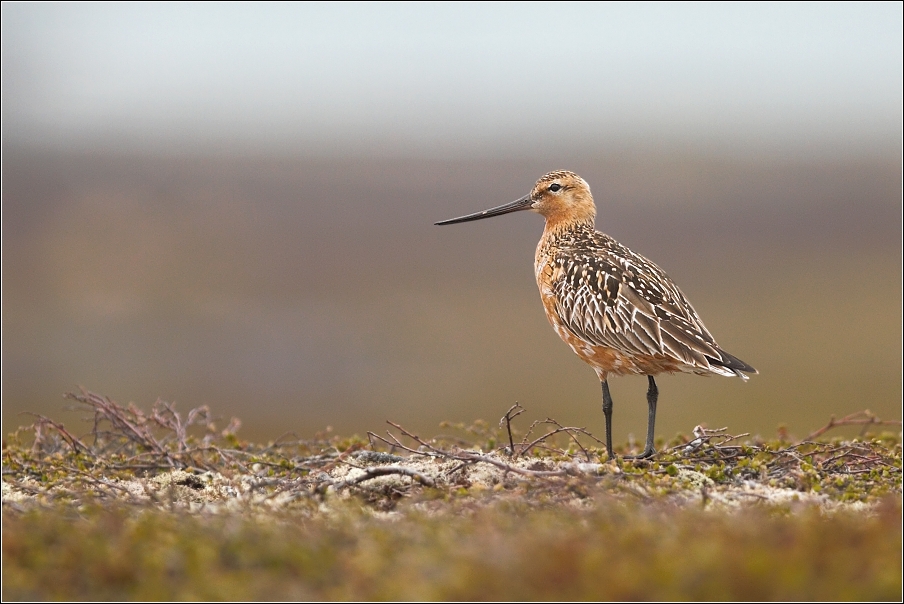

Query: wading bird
[436,171,756,459]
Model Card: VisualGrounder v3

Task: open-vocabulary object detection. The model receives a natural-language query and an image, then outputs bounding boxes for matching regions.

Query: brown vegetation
[3,391,901,599]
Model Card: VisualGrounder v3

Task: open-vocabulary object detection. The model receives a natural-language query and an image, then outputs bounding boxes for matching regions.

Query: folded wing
[550,232,756,378]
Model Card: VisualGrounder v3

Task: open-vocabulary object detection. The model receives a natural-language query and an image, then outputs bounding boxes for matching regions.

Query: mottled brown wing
[550,233,733,372]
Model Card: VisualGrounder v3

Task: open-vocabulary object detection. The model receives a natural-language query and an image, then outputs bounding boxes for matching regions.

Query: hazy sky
[3,2,902,157]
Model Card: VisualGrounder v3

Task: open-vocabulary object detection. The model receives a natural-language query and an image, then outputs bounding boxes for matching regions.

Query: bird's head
[435,170,596,228]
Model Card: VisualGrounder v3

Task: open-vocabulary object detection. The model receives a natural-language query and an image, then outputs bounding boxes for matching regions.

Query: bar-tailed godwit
[436,170,756,459]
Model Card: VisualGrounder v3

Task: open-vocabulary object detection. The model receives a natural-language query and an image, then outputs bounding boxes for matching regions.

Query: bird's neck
[540,216,596,245]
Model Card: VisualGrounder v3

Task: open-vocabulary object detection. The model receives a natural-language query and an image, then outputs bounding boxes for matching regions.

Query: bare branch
[803,410,902,442]
[24,414,90,454]
[500,403,525,455]
[321,466,436,492]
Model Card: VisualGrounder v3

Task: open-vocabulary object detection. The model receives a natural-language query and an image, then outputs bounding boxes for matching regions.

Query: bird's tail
[706,350,757,380]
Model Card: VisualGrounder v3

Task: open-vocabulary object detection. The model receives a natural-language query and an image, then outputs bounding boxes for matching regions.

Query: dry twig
[803,410,902,442]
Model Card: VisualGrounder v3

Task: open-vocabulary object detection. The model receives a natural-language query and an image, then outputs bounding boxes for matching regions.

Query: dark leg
[626,375,658,459]
[601,380,614,459]
[642,375,659,456]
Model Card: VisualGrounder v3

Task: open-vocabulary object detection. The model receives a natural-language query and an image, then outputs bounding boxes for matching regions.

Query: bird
[435,170,756,459]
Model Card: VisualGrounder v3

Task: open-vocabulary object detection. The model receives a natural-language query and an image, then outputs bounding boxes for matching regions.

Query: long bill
[434,194,533,225]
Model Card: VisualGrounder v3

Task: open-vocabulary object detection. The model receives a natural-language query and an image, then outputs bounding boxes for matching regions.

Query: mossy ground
[3,392,901,600]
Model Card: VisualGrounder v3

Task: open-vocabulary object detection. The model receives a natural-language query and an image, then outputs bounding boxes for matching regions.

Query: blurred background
[2,3,901,444]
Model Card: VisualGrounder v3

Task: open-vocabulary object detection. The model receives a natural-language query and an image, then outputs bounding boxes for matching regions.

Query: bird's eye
[549,183,562,192]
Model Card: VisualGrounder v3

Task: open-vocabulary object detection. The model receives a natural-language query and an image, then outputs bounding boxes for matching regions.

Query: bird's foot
[623,447,656,460]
